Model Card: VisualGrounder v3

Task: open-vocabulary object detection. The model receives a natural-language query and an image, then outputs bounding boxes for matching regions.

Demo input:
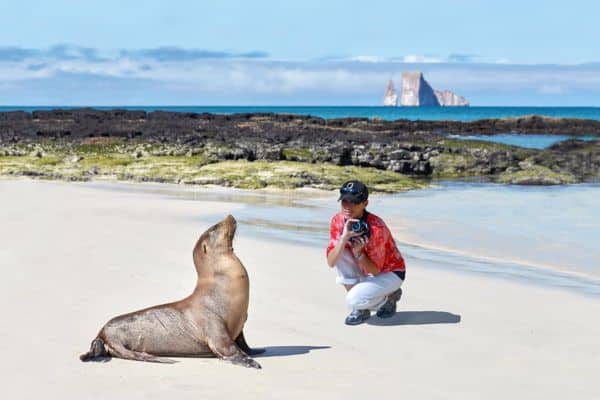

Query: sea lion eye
[203,244,207,254]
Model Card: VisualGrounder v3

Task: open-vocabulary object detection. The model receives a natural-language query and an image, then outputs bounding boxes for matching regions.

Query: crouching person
[326,180,406,325]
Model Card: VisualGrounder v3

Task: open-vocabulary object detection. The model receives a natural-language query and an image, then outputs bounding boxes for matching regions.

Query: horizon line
[2,105,600,108]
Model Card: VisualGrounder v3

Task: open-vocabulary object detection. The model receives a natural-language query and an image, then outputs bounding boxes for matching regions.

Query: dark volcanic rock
[534,140,600,179]
[2,109,600,184]
[2,109,600,143]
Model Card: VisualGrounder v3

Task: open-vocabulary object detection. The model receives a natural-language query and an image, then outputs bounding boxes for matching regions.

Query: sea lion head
[193,215,238,273]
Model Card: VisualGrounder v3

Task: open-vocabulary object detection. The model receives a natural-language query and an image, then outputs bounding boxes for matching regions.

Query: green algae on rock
[181,160,426,191]
[496,164,577,185]
[0,152,426,192]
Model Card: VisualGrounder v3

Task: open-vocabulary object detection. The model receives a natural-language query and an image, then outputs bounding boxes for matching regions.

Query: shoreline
[11,177,598,297]
[398,240,600,297]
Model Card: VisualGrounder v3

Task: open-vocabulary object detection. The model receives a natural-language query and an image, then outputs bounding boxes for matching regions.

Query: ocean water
[87,181,600,297]
[3,105,600,122]
[448,133,597,149]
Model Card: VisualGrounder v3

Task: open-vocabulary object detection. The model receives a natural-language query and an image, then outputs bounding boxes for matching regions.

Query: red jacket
[326,211,406,274]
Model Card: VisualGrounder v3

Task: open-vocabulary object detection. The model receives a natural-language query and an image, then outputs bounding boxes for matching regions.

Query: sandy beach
[1,179,599,400]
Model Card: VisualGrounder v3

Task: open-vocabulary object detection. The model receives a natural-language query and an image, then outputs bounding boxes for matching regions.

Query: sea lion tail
[80,338,109,362]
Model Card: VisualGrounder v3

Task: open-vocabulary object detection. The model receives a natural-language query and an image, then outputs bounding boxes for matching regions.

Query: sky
[0,0,599,106]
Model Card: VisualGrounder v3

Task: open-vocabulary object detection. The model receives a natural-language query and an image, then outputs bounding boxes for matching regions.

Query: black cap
[338,180,369,203]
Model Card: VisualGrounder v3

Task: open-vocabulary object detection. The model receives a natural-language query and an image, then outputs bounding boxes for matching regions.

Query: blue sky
[0,0,599,105]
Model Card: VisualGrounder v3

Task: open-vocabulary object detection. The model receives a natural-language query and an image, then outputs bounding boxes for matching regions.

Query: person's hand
[351,235,368,258]
[341,218,361,242]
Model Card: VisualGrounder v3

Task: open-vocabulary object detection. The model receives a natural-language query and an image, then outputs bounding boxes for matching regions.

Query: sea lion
[80,214,263,368]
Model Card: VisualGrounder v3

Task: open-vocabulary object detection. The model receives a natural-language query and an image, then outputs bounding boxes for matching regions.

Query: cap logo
[346,182,354,189]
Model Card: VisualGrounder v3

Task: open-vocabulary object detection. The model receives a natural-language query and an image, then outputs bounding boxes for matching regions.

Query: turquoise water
[448,134,598,149]
[3,106,600,122]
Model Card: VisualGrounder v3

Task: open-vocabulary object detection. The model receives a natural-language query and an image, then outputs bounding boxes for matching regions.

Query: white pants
[334,250,404,311]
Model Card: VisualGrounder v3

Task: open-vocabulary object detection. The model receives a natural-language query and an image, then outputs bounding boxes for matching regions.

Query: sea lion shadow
[367,311,461,326]
[253,345,331,358]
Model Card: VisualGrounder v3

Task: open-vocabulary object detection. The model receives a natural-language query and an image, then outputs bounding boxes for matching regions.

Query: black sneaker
[376,288,402,318]
[389,288,403,302]
[344,309,371,325]
[375,299,396,318]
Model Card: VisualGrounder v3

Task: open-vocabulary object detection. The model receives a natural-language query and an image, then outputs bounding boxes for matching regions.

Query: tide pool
[448,133,597,149]
[374,183,600,280]
[86,181,600,296]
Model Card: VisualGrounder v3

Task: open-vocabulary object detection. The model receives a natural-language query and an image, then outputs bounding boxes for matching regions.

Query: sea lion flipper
[80,337,110,362]
[106,343,177,364]
[206,326,262,369]
[235,331,266,356]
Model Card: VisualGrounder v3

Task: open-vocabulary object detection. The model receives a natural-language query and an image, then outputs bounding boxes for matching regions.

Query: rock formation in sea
[400,71,468,107]
[434,89,469,107]
[383,79,398,106]
[400,71,439,106]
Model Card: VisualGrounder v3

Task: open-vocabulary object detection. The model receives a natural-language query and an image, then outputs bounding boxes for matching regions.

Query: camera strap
[360,210,369,223]
[358,210,371,239]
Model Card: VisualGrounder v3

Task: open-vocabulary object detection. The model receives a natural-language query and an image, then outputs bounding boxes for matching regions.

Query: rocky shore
[1,109,599,188]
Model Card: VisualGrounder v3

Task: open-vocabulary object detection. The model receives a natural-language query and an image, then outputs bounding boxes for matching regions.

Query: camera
[348,219,371,249]
[350,220,369,236]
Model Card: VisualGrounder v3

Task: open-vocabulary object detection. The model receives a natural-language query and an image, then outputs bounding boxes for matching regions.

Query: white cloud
[402,54,442,63]
[350,55,388,63]
[2,46,600,104]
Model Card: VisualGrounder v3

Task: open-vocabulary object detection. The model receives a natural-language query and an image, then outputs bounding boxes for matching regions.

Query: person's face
[341,199,368,219]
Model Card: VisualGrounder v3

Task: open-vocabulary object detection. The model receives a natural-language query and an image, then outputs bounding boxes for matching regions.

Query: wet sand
[1,179,599,399]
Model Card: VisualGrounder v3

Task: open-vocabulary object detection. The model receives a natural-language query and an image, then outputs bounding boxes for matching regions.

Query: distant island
[383,71,469,107]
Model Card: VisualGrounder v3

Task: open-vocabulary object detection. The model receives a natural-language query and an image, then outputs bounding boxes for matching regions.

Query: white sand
[1,179,599,399]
